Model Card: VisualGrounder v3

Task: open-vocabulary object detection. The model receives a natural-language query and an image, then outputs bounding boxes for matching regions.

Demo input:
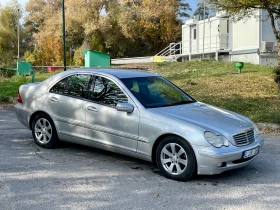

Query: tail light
[17,90,23,103]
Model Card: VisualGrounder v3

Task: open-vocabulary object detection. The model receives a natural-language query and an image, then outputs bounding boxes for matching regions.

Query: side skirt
[59,133,152,162]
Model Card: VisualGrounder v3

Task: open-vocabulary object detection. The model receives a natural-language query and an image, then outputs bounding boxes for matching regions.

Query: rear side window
[50,74,91,99]
[49,77,68,94]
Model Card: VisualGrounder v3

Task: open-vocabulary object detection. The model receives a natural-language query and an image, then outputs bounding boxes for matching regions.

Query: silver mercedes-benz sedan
[14,69,264,181]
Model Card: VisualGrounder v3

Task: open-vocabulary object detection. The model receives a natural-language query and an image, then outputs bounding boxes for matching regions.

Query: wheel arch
[151,133,197,165]
[29,111,53,129]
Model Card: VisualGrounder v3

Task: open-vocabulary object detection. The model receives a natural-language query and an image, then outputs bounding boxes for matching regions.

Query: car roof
[68,68,159,79]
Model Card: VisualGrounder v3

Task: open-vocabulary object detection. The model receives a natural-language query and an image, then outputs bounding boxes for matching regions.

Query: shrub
[0,94,10,103]
[274,67,280,93]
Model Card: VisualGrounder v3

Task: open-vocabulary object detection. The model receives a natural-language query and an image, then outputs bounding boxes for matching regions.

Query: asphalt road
[0,106,279,210]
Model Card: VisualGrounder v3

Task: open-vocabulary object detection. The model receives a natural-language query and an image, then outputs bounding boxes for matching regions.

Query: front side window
[89,76,128,107]
[121,76,195,108]
[50,74,91,99]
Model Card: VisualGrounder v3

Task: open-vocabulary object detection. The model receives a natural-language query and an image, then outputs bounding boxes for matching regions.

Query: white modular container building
[180,10,278,66]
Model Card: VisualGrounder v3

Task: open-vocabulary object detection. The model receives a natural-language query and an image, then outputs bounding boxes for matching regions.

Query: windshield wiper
[170,101,195,106]
[147,101,195,108]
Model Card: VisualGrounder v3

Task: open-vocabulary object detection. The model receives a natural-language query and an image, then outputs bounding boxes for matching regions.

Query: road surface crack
[33,146,50,161]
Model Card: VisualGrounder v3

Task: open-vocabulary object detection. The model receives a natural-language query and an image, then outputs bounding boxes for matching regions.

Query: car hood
[149,102,253,135]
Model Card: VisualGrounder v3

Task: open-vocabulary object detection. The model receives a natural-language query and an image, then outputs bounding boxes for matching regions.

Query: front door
[85,75,139,152]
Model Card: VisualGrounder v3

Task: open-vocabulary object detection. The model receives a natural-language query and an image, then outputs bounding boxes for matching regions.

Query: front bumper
[194,135,264,175]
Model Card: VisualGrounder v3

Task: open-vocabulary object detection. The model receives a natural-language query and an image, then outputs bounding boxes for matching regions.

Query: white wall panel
[232,11,260,51]
[231,53,259,64]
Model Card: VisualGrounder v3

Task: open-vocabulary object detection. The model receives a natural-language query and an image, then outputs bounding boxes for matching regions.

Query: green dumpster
[84,50,110,67]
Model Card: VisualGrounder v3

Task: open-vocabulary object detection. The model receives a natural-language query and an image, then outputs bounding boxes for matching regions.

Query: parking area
[0,106,280,210]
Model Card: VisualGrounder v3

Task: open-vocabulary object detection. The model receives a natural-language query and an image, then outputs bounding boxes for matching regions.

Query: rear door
[85,75,139,152]
[47,74,91,140]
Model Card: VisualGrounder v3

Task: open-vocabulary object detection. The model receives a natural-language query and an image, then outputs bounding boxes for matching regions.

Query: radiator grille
[233,129,255,146]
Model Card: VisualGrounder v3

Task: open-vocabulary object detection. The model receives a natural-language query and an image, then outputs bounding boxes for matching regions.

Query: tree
[25,0,61,34]
[132,0,191,53]
[25,0,132,63]
[193,2,211,20]
[177,0,192,19]
[0,0,27,67]
[208,0,280,92]
[274,68,280,93]
[23,0,192,65]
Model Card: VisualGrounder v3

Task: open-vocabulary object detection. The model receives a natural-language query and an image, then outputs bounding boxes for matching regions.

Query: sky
[188,0,200,15]
[1,0,199,12]
[1,0,28,6]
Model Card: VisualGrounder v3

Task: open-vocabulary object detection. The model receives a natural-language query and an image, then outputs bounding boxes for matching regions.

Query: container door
[190,25,197,53]
[219,18,229,50]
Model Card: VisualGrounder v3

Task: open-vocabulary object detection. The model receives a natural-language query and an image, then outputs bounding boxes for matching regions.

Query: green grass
[150,61,280,124]
[0,71,59,100]
[0,61,279,124]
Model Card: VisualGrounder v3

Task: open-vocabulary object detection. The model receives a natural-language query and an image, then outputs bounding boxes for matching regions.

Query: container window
[193,28,197,40]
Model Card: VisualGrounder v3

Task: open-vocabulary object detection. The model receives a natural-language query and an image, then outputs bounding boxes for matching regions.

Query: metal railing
[155,34,230,62]
[155,42,183,62]
[156,41,182,56]
[182,34,230,55]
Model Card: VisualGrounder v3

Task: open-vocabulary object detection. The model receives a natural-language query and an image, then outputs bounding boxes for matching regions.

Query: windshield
[121,76,195,108]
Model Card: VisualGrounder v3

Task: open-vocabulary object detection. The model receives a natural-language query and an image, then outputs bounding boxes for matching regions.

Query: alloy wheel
[34,118,52,144]
[160,143,188,175]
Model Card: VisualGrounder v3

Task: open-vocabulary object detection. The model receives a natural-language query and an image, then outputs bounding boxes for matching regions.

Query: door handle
[50,97,59,102]
[87,106,98,112]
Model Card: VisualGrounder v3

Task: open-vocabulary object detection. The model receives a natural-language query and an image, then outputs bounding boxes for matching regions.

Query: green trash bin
[17,61,32,75]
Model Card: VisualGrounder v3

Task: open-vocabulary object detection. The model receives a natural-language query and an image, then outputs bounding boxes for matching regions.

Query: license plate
[243,147,259,159]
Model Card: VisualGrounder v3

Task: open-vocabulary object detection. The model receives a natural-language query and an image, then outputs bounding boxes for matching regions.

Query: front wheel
[32,113,59,148]
[156,136,197,181]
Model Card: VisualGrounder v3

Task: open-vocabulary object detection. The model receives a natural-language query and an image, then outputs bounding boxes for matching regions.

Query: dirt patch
[0,103,14,109]
[260,128,280,135]
[112,63,155,70]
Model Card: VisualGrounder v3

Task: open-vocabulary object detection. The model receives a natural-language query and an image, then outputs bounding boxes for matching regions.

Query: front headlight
[204,131,229,148]
[253,124,260,139]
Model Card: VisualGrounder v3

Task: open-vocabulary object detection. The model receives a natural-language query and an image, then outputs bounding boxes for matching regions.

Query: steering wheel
[94,86,108,101]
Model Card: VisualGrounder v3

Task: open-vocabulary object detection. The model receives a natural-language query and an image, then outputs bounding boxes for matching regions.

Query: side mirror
[116,103,134,113]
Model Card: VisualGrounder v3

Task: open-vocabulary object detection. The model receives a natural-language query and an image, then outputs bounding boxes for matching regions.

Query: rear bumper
[14,103,31,129]
[194,135,264,175]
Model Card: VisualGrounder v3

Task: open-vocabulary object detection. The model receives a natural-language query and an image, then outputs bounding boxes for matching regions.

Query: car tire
[156,136,197,181]
[32,113,59,148]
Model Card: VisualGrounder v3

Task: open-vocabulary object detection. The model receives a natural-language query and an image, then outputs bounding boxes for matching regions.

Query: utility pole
[17,8,20,60]
[202,0,206,60]
[62,0,66,71]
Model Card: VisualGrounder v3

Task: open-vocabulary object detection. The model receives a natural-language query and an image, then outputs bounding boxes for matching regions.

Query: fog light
[218,162,227,167]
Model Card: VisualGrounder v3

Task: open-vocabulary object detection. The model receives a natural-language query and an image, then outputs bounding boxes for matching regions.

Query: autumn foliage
[16,0,190,66]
